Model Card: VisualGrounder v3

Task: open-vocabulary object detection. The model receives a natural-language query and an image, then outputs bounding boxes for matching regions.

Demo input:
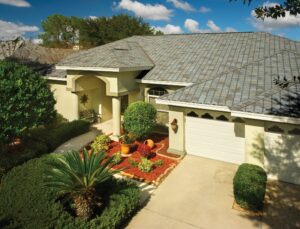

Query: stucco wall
[48,80,79,121]
[76,76,112,122]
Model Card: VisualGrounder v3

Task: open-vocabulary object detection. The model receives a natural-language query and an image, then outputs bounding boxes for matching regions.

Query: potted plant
[120,135,134,155]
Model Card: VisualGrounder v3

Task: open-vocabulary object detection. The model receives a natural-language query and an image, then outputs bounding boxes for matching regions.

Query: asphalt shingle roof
[159,50,300,106]
[57,32,300,117]
[58,41,154,69]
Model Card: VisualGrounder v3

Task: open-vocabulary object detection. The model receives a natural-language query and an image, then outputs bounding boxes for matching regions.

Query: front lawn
[0,154,140,229]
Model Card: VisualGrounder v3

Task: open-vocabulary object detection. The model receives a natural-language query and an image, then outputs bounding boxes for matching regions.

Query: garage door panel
[185,117,245,164]
[264,132,300,185]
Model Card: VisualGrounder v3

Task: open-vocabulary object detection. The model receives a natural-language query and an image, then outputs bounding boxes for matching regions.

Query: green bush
[123,101,156,139]
[26,120,90,151]
[0,61,56,144]
[0,120,90,180]
[233,163,267,211]
[91,134,111,153]
[0,154,140,229]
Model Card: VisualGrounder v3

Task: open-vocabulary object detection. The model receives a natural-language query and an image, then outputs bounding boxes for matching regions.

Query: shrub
[131,157,163,173]
[0,154,140,228]
[233,163,267,211]
[0,120,90,179]
[0,61,56,144]
[91,134,111,153]
[123,101,156,139]
[111,152,123,165]
[45,150,120,219]
[137,143,151,158]
[26,120,90,151]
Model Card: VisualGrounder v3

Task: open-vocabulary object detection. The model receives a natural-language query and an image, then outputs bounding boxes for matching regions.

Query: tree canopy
[39,14,161,48]
[234,0,300,19]
[0,61,56,144]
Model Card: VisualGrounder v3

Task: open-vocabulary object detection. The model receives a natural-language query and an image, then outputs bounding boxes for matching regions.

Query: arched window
[148,87,168,96]
[187,111,199,117]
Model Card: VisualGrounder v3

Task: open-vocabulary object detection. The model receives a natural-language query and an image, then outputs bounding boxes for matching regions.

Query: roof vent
[114,47,129,51]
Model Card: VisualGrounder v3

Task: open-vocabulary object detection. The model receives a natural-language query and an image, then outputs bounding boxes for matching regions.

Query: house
[48,32,300,185]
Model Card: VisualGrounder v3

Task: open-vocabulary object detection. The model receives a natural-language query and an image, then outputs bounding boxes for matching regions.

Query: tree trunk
[74,193,94,219]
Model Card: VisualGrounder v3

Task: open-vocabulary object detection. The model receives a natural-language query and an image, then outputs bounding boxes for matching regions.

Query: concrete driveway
[127,155,300,229]
[127,155,262,229]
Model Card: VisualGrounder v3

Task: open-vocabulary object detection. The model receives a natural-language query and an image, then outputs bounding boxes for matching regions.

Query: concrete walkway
[53,120,113,153]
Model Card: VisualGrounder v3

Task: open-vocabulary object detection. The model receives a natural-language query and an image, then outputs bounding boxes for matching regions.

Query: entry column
[111,96,121,141]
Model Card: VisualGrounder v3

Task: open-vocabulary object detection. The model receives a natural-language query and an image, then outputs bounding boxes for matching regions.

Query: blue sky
[0,0,299,41]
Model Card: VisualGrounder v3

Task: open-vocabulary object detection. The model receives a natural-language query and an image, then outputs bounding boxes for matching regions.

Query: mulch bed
[84,134,181,185]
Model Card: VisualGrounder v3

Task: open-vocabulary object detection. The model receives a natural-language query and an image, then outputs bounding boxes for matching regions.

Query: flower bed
[84,134,181,185]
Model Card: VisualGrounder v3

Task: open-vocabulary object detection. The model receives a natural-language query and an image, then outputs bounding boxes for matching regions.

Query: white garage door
[185,116,245,164]
[264,131,300,185]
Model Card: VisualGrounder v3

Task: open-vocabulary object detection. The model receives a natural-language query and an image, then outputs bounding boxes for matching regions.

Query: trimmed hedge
[26,120,90,151]
[233,163,267,211]
[0,120,90,179]
[0,154,140,229]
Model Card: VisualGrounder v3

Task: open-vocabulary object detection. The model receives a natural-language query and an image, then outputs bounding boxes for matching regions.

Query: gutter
[156,99,231,112]
[137,79,194,87]
[44,76,67,81]
[56,65,153,72]
[231,111,300,125]
[156,98,300,124]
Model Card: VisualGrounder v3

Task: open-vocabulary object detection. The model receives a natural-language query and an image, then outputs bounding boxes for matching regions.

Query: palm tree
[45,150,119,219]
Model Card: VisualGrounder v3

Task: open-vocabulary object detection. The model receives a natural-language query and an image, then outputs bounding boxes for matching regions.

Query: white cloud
[0,20,39,40]
[207,20,221,32]
[0,0,30,7]
[225,27,237,32]
[117,0,172,21]
[167,0,195,12]
[199,6,211,13]
[184,19,236,33]
[153,24,183,34]
[184,19,208,33]
[250,1,300,31]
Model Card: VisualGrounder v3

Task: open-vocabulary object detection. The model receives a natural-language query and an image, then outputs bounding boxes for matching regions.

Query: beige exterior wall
[48,70,141,122]
[76,76,112,122]
[48,80,79,121]
[168,107,185,155]
[244,119,265,167]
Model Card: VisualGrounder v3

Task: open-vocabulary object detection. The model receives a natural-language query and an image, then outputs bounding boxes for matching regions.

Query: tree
[123,101,157,139]
[39,14,82,48]
[40,14,160,48]
[234,0,300,19]
[0,61,56,145]
[45,150,120,219]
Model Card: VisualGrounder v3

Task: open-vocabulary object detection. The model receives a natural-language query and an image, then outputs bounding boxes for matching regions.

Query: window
[267,125,284,134]
[187,111,199,117]
[216,115,229,121]
[288,128,300,135]
[201,113,214,119]
[148,87,168,97]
